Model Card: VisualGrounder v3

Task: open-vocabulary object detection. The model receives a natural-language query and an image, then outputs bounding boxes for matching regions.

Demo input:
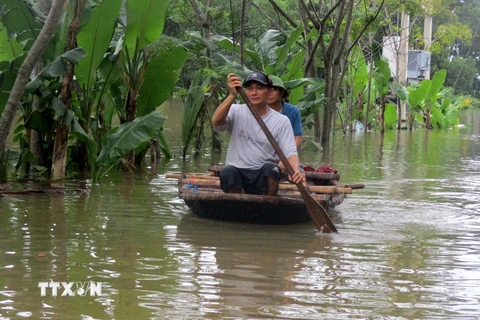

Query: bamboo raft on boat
[166,166,364,225]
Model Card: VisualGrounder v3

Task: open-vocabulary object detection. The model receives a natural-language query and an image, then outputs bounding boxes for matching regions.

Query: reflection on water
[1,108,480,319]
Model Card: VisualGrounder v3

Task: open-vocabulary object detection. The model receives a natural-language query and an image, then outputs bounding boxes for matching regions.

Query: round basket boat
[179,186,345,224]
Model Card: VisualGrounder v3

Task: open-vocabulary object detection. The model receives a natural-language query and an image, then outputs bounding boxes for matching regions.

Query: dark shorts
[219,164,281,194]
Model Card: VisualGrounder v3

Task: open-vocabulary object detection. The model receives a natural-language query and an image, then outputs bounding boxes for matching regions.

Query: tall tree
[303,0,384,143]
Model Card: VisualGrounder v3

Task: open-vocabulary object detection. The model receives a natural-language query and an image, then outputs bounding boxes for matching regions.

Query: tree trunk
[380,94,387,134]
[188,0,221,154]
[298,0,322,140]
[300,0,383,143]
[0,0,66,159]
[321,60,344,143]
[51,0,86,180]
[30,0,52,170]
[124,90,137,170]
[150,138,161,166]
[239,0,246,65]
[31,61,46,168]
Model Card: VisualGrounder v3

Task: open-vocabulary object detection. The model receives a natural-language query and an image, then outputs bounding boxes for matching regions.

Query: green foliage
[137,46,188,117]
[440,56,477,95]
[265,27,303,76]
[0,0,43,50]
[124,0,169,53]
[96,111,166,177]
[0,22,22,61]
[51,97,98,167]
[408,81,432,110]
[384,103,398,129]
[296,78,325,117]
[374,59,391,96]
[430,23,472,55]
[0,53,26,114]
[181,72,205,158]
[25,48,87,92]
[426,69,447,102]
[280,50,305,105]
[345,45,368,98]
[76,0,123,95]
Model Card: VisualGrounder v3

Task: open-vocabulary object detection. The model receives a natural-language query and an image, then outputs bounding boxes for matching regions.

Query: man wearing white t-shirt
[212,71,305,196]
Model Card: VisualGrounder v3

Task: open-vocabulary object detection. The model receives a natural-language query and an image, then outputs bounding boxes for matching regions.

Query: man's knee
[262,163,281,181]
[220,166,242,193]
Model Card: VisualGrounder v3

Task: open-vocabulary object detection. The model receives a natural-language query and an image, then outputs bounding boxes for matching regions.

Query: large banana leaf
[426,69,446,102]
[96,53,123,126]
[25,48,87,92]
[296,78,325,117]
[0,22,23,61]
[266,27,303,75]
[0,0,42,50]
[384,103,398,129]
[374,59,391,96]
[0,53,26,114]
[211,35,240,53]
[281,50,305,105]
[76,0,122,95]
[430,105,445,128]
[393,81,408,101]
[256,29,282,70]
[408,80,431,110]
[96,110,166,166]
[137,46,188,117]
[124,0,169,53]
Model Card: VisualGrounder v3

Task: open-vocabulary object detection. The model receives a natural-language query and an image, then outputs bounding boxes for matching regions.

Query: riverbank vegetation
[1,0,479,182]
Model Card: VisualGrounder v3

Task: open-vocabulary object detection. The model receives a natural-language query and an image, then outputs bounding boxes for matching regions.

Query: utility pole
[423,0,433,80]
[397,12,409,128]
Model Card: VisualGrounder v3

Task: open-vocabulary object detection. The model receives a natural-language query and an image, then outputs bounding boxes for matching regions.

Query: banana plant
[23,48,98,171]
[117,0,186,167]
[95,110,166,179]
[406,80,432,130]
[373,59,391,133]
[423,69,446,129]
[430,94,469,128]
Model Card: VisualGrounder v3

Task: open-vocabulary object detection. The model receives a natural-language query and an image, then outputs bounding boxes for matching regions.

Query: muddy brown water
[1,106,479,319]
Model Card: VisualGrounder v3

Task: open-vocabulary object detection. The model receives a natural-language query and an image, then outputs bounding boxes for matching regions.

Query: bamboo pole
[175,178,351,194]
[166,173,364,191]
[180,186,331,201]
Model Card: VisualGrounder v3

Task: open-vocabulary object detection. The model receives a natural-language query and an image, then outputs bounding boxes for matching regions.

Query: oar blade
[298,183,338,233]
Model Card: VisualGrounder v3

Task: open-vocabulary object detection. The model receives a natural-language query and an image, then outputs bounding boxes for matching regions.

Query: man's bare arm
[295,136,302,151]
[212,73,242,126]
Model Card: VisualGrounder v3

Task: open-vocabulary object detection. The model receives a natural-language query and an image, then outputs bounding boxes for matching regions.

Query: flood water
[1,104,480,319]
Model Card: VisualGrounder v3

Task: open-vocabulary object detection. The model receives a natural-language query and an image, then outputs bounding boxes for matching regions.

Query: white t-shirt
[215,104,297,169]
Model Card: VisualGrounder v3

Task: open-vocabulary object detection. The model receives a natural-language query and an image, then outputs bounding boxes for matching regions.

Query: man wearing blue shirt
[267,76,303,150]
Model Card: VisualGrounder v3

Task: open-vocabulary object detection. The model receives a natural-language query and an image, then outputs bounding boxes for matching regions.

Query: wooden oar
[236,87,338,233]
